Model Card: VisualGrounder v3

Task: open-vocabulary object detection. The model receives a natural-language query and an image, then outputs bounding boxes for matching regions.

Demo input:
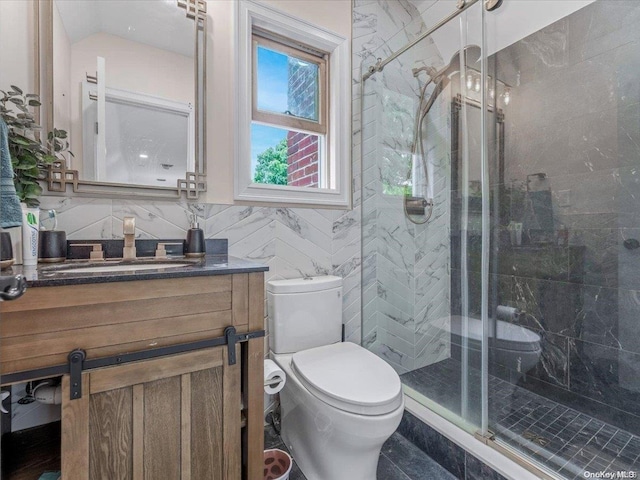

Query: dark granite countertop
[1,254,268,287]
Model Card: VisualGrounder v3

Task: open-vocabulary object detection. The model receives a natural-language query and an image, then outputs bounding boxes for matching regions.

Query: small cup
[39,230,67,263]
[0,231,15,270]
[0,232,13,260]
[185,228,206,258]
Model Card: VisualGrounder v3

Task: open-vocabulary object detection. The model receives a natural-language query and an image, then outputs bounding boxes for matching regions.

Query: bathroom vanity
[0,256,267,479]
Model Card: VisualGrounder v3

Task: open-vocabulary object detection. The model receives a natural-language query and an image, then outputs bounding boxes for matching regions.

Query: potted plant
[0,85,71,207]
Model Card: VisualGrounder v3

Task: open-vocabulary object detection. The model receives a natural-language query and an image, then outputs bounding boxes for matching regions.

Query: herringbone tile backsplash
[38,196,362,344]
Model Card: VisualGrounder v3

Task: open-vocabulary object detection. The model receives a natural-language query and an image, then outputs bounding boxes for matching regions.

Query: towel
[37,472,61,480]
[0,117,22,227]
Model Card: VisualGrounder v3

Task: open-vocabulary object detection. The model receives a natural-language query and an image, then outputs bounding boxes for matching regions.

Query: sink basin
[41,259,200,275]
[54,263,193,274]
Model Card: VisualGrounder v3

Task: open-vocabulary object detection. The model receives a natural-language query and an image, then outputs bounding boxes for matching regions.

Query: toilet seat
[291,342,403,416]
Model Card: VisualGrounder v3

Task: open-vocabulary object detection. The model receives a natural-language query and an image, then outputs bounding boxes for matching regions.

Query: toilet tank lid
[267,276,342,294]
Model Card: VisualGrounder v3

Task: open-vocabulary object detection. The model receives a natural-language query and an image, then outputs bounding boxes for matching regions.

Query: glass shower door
[360,0,489,435]
[484,1,640,478]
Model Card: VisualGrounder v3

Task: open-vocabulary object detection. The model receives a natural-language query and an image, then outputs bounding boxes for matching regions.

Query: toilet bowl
[271,344,404,480]
[268,276,404,480]
[449,315,542,379]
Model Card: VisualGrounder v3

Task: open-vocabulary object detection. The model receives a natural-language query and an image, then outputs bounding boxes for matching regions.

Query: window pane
[251,123,322,188]
[256,45,319,122]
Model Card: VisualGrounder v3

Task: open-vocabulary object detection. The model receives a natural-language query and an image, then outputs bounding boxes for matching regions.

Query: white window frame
[252,32,328,137]
[235,0,351,208]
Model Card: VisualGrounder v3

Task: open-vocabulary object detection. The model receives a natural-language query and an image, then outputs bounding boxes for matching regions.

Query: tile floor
[264,424,455,480]
[402,358,640,480]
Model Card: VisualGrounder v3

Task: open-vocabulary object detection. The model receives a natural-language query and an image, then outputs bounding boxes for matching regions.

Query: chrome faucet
[122,216,136,260]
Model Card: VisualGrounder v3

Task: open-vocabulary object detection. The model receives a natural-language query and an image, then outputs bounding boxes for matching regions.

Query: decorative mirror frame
[37,0,207,199]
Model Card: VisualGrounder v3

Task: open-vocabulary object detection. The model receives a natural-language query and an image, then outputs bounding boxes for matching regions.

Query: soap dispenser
[185,215,205,258]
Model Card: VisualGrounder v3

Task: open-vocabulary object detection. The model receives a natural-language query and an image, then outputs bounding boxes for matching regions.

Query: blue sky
[251,47,288,173]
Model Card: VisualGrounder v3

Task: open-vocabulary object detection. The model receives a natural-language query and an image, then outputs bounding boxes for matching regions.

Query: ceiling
[411,0,597,66]
[55,0,195,58]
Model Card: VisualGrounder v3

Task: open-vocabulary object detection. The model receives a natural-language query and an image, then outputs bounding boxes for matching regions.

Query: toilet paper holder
[264,359,286,395]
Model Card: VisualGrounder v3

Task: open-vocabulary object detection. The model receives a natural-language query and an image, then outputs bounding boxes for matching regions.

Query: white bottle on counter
[21,204,39,266]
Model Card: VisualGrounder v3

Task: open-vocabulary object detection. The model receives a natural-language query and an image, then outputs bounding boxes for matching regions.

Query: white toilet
[268,276,404,480]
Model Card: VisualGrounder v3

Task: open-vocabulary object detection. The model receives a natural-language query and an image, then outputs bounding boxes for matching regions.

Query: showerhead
[411,64,439,79]
[412,45,482,86]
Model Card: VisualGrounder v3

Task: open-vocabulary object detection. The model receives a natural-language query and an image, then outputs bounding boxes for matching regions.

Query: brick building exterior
[286,59,319,187]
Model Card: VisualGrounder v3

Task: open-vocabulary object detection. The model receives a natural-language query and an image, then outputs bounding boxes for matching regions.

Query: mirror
[451,94,505,198]
[42,0,207,198]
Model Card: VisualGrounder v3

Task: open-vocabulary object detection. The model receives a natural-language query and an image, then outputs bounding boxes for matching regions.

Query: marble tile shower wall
[491,0,640,433]
[36,196,362,344]
[356,0,452,374]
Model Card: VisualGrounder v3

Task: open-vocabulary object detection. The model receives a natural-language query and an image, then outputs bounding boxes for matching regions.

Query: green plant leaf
[24,183,43,199]
[14,162,36,171]
[19,178,38,185]
[9,137,30,146]
[1,84,69,206]
[24,166,41,178]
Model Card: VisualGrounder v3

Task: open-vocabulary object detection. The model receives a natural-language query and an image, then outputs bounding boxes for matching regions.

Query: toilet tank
[267,276,343,354]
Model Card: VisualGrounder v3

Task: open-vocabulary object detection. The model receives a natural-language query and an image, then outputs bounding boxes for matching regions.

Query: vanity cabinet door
[60,346,241,480]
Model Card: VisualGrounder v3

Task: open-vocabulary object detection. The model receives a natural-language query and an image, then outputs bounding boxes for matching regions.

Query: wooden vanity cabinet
[61,346,241,479]
[1,272,265,480]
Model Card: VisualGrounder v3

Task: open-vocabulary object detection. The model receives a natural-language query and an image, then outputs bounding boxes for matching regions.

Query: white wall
[0,0,37,97]
[262,0,351,39]
[53,1,72,141]
[70,33,193,104]
[67,32,194,173]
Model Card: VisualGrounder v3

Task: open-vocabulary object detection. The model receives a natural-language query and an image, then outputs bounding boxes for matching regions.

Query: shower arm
[411,80,434,151]
[404,79,444,225]
[413,80,444,155]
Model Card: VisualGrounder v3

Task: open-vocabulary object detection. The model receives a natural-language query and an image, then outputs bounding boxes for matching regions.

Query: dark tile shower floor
[264,424,455,480]
[402,358,640,479]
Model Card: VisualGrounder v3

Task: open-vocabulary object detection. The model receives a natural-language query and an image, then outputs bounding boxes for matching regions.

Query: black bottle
[185,215,205,258]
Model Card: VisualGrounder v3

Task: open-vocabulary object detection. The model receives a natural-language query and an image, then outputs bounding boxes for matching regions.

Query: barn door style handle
[68,349,86,400]
[225,326,238,366]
